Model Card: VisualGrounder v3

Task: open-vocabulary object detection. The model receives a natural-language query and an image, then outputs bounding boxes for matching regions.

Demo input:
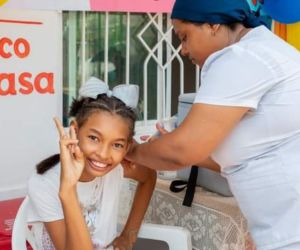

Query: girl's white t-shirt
[27,163,123,250]
[195,26,300,249]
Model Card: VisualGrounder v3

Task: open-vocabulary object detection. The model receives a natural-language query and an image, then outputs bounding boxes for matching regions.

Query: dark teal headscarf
[171,0,265,28]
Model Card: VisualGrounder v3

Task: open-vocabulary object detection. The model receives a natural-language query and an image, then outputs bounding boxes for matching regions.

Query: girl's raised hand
[53,117,84,191]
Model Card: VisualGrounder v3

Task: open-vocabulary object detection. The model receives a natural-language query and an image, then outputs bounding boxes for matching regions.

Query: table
[119,178,256,250]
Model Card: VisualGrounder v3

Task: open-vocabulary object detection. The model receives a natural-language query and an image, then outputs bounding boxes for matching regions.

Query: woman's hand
[126,122,168,162]
[54,117,84,193]
[141,122,169,142]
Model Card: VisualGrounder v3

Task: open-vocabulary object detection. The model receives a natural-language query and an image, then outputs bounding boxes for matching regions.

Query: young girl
[26,77,157,250]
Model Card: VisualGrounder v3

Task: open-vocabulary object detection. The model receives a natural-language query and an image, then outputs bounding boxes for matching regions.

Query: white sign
[0,9,62,200]
[3,0,90,11]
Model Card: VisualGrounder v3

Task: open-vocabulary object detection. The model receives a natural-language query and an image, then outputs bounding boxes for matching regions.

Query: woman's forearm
[129,104,248,171]
[195,157,220,172]
[129,134,220,172]
[129,132,200,171]
[59,189,93,250]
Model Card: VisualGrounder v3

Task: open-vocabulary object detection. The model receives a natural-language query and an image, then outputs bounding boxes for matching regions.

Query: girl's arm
[52,118,93,250]
[59,187,93,250]
[43,190,93,250]
[108,163,156,249]
[42,174,93,249]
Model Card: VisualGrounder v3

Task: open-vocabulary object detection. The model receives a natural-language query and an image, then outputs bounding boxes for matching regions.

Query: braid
[71,94,137,138]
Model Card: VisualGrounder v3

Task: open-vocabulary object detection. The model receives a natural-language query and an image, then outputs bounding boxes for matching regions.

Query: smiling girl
[26,77,156,250]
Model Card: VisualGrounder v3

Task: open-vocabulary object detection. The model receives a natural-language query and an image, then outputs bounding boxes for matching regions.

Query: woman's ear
[210,24,221,36]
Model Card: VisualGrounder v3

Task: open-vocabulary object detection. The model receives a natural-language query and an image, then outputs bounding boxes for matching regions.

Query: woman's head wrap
[171,0,265,28]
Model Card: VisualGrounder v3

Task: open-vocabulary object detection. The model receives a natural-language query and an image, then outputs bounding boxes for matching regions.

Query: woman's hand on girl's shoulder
[54,117,85,193]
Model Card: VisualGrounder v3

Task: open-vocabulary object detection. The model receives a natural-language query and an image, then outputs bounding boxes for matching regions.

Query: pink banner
[90,0,175,13]
[2,0,175,12]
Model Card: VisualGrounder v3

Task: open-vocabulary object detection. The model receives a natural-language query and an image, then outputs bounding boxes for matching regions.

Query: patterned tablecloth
[119,178,256,250]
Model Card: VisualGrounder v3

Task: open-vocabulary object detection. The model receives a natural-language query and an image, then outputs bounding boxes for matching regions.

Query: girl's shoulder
[28,163,61,193]
[27,164,64,223]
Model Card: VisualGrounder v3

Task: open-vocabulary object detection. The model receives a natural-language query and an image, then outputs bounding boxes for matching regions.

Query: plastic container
[176,93,233,196]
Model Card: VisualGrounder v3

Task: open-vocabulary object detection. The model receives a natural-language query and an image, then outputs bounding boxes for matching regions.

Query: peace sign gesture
[53,117,85,191]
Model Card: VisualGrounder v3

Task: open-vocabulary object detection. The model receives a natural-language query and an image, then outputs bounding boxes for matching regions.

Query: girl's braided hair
[36,94,137,174]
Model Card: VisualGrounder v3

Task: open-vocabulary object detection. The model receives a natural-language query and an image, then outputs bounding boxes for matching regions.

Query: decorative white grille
[65,11,200,125]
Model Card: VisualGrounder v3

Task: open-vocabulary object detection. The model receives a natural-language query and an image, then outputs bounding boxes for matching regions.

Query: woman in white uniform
[126,0,300,249]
